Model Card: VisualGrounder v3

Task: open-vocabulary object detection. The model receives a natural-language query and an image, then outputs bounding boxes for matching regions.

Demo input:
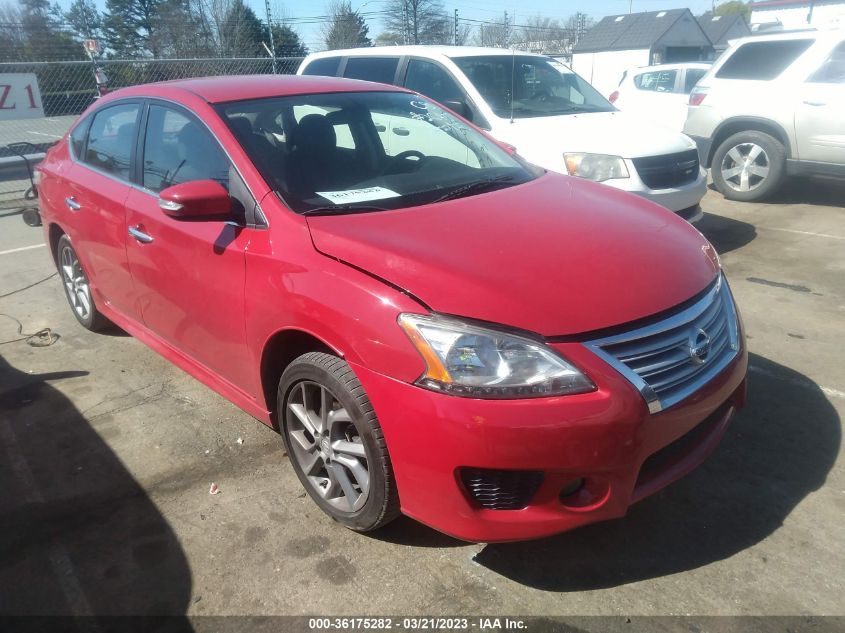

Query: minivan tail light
[689,88,707,106]
[608,91,619,104]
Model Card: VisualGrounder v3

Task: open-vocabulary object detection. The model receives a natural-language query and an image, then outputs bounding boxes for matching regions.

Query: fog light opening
[559,478,585,501]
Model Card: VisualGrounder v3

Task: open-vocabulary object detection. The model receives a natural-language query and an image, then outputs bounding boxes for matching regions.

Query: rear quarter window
[302,56,341,77]
[716,39,814,80]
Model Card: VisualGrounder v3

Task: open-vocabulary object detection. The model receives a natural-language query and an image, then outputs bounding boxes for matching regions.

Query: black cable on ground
[0,313,59,347]
[0,272,57,299]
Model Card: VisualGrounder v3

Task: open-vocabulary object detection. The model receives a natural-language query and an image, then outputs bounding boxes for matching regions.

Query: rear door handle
[128,225,154,244]
[65,197,81,211]
[803,100,826,106]
[392,127,410,136]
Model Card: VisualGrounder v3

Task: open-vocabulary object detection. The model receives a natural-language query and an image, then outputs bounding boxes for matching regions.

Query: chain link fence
[0,56,303,210]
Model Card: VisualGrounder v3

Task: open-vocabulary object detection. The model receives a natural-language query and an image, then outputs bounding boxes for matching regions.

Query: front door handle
[803,100,826,106]
[65,197,81,211]
[392,127,410,136]
[128,225,154,244]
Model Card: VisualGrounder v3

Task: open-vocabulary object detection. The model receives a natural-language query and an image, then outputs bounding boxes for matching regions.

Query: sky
[50,0,722,54]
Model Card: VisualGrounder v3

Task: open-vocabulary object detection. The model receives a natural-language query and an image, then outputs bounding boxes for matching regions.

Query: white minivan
[298,46,707,220]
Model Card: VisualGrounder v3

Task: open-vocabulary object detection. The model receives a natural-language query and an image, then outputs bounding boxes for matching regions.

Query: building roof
[573,9,692,53]
[697,13,750,44]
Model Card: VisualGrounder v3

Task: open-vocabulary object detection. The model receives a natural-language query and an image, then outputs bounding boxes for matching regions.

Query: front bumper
[351,339,747,543]
[606,163,708,213]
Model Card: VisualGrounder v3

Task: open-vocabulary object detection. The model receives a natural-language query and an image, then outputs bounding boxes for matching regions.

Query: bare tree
[383,0,449,45]
[473,18,508,48]
[514,15,569,54]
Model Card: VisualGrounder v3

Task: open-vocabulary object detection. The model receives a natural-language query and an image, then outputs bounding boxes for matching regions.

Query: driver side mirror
[158,180,231,220]
[442,99,472,121]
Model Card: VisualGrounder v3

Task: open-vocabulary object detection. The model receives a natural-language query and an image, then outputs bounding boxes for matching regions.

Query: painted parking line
[0,243,45,256]
[765,227,845,241]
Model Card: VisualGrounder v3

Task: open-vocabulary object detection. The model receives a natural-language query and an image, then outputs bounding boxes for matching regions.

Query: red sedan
[35,75,747,542]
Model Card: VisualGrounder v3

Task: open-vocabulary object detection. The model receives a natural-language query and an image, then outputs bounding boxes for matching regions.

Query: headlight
[563,153,629,182]
[398,314,595,399]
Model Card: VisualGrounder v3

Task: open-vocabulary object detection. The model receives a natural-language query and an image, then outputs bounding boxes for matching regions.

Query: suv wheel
[711,131,786,202]
[278,352,400,532]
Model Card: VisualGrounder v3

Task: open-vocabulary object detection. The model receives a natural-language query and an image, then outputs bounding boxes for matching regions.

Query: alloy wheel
[60,245,92,322]
[720,142,771,193]
[286,380,370,512]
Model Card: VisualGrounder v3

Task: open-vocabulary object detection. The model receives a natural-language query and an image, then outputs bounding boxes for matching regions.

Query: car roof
[625,62,711,73]
[107,74,406,104]
[303,45,550,62]
[729,27,843,46]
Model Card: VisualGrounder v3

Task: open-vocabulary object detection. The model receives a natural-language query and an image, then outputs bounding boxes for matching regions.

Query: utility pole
[265,0,277,74]
[454,9,459,45]
[403,2,409,44]
[503,10,509,48]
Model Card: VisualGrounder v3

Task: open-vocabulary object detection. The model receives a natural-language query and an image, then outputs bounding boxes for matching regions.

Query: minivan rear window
[344,57,398,84]
[302,56,341,77]
[716,39,813,80]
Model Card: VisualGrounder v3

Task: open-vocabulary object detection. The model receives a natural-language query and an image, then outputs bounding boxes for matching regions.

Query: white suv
[299,47,707,220]
[684,30,845,201]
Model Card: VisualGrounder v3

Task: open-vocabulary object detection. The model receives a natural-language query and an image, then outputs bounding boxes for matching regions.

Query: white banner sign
[0,74,45,121]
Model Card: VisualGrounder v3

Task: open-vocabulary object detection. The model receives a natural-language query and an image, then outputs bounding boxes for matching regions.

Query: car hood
[306,174,719,337]
[492,110,696,160]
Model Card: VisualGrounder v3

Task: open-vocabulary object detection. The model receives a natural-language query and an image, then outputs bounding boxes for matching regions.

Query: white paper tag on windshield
[316,186,401,205]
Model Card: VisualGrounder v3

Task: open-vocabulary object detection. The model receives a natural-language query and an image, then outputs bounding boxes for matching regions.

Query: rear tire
[56,234,110,331]
[278,352,400,532]
[711,131,786,202]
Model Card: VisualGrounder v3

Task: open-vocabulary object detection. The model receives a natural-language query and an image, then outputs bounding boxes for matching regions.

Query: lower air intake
[459,467,544,510]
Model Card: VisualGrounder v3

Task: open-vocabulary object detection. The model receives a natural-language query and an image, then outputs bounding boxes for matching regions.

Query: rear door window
[716,39,814,80]
[634,69,678,92]
[809,41,845,83]
[83,102,140,180]
[343,57,399,84]
[301,56,341,77]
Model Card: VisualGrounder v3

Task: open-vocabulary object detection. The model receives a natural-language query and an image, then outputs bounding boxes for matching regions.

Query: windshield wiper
[431,175,515,204]
[300,204,390,216]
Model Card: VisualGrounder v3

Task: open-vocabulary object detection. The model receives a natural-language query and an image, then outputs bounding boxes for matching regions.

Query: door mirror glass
[441,99,472,120]
[158,180,231,219]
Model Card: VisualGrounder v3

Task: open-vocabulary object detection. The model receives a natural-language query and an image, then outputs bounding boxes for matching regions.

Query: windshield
[451,55,615,119]
[216,91,537,214]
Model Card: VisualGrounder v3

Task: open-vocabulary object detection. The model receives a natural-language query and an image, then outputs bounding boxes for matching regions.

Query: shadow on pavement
[473,353,840,591]
[766,177,845,208]
[696,212,757,254]
[0,353,194,625]
[707,177,845,208]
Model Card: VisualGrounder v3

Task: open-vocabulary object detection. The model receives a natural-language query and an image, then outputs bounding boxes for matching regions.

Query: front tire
[56,234,109,331]
[711,130,786,202]
[278,352,400,532]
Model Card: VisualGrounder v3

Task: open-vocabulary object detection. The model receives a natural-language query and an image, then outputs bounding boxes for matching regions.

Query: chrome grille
[585,275,740,413]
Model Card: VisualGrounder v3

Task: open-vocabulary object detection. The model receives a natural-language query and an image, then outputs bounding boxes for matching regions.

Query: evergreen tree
[324,0,370,50]
[272,23,307,57]
[64,0,101,40]
[102,0,165,57]
[219,0,266,57]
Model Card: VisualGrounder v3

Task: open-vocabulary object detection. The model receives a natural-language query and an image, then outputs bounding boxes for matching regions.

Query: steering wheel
[530,91,550,102]
[394,150,425,162]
